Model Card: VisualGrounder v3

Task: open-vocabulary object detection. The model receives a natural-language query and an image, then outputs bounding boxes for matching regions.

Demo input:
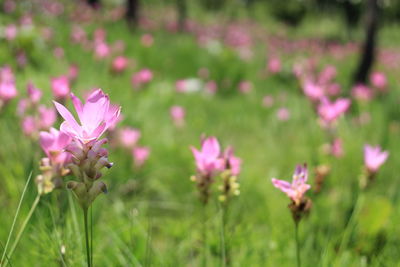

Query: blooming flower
[364,145,389,173]
[370,72,387,91]
[27,83,42,103]
[112,56,129,73]
[272,164,311,205]
[318,97,351,125]
[54,89,121,144]
[277,107,290,121]
[267,57,281,74]
[39,128,72,165]
[223,146,241,176]
[191,137,225,176]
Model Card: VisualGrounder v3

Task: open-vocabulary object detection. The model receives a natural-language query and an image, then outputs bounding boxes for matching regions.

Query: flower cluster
[272,164,312,223]
[190,136,241,204]
[53,89,121,209]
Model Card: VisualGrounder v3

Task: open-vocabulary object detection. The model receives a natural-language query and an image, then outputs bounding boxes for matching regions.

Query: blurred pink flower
[272,164,310,205]
[205,81,217,94]
[262,95,274,107]
[238,81,253,94]
[112,56,129,73]
[223,146,241,176]
[118,127,141,148]
[351,84,373,101]
[5,24,17,41]
[370,72,387,91]
[318,98,350,125]
[38,106,56,129]
[94,42,110,59]
[53,47,64,59]
[27,82,42,103]
[131,69,153,88]
[364,145,389,173]
[22,116,36,136]
[0,82,17,102]
[318,65,336,84]
[68,64,79,81]
[331,138,343,158]
[302,80,324,102]
[39,128,72,165]
[170,106,185,127]
[133,146,150,167]
[191,137,225,176]
[277,108,290,121]
[54,89,121,143]
[267,57,281,74]
[141,33,154,47]
[51,76,70,100]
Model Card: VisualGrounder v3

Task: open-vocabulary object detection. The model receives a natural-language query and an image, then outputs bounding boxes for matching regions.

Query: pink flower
[112,56,128,73]
[22,116,36,136]
[272,164,311,205]
[276,108,290,121]
[131,69,153,88]
[223,147,241,176]
[262,95,274,107]
[364,145,389,173]
[267,57,281,74]
[318,65,336,84]
[51,76,70,100]
[370,72,387,91]
[0,82,17,101]
[175,80,186,93]
[118,127,141,148]
[133,146,150,167]
[27,82,42,103]
[39,128,72,165]
[53,89,121,143]
[53,47,64,59]
[302,80,324,102]
[68,64,79,81]
[205,81,217,94]
[141,33,154,47]
[38,106,56,129]
[331,138,343,158]
[238,81,253,94]
[5,24,17,41]
[170,106,185,127]
[191,137,225,176]
[94,42,110,59]
[351,84,373,101]
[318,98,351,125]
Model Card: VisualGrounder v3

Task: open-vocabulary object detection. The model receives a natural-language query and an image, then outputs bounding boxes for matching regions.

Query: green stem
[202,204,207,267]
[7,194,40,263]
[0,173,33,266]
[295,222,301,267]
[83,208,91,267]
[90,206,93,267]
[220,203,230,267]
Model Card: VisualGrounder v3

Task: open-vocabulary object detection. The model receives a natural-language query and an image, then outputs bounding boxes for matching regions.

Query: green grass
[1,4,400,266]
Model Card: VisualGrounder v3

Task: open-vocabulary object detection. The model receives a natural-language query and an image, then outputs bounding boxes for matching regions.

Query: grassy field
[1,2,400,266]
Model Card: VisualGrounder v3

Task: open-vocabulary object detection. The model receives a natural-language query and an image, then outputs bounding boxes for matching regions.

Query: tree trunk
[88,0,100,9]
[353,0,379,84]
[177,0,187,32]
[126,0,139,26]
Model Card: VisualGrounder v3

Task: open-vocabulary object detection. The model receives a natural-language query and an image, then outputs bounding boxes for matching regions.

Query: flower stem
[202,204,207,267]
[7,194,41,264]
[83,208,91,267]
[294,222,301,267]
[0,172,33,266]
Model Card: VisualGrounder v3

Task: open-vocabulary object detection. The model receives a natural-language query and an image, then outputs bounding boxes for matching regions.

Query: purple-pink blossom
[272,164,311,205]
[318,97,351,125]
[364,145,389,173]
[51,76,70,100]
[39,128,72,165]
[54,89,121,143]
[191,137,225,176]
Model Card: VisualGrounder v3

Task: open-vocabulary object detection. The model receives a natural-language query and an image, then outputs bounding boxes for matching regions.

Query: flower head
[272,164,311,205]
[54,89,121,143]
[318,97,350,125]
[51,76,70,100]
[39,128,72,165]
[191,137,225,176]
[364,145,389,173]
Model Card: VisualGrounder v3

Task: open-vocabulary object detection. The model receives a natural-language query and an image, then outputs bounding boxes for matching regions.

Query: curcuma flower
[218,147,241,202]
[54,89,121,209]
[272,164,312,223]
[364,145,389,174]
[36,128,72,194]
[190,136,225,204]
